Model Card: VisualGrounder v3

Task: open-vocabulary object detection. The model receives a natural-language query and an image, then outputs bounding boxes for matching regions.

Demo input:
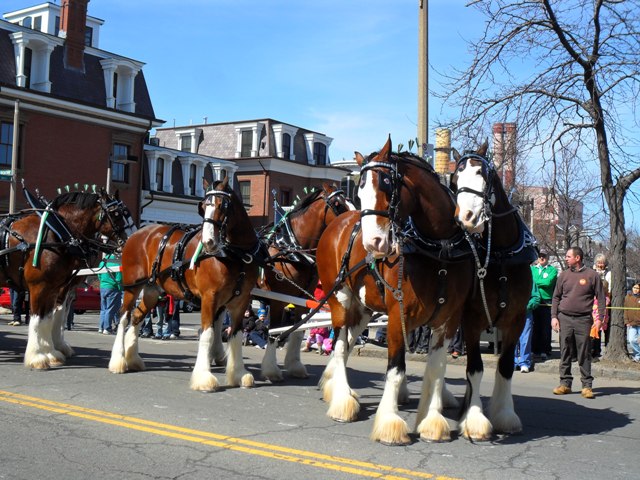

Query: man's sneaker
[169,334,178,339]
[553,385,571,395]
[581,388,595,399]
[520,366,530,373]
[98,329,103,333]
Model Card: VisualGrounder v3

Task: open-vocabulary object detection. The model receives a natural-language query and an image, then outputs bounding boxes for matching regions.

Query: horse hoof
[190,376,219,392]
[239,373,255,388]
[108,359,128,374]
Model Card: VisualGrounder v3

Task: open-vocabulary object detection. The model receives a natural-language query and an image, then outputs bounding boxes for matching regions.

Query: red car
[0,280,101,314]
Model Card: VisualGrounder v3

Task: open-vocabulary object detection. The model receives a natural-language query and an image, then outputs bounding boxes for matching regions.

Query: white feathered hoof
[327,394,360,423]
[58,343,75,358]
[416,411,452,443]
[227,370,255,389]
[261,363,284,383]
[24,353,52,370]
[108,356,128,374]
[286,360,309,379]
[124,353,146,372]
[190,370,220,392]
[371,413,411,446]
[460,413,493,442]
[490,409,522,435]
[46,350,66,367]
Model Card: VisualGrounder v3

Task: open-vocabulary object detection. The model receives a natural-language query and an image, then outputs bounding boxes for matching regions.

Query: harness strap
[148,225,183,285]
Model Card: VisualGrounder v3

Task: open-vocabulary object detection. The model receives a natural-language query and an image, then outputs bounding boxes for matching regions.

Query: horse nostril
[464,211,474,222]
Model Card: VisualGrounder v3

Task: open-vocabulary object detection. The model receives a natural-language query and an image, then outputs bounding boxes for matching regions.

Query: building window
[282,133,291,160]
[188,164,197,196]
[239,180,251,207]
[33,16,42,31]
[155,158,164,191]
[0,122,13,167]
[240,131,252,157]
[111,143,130,183]
[280,189,291,207]
[54,16,60,36]
[314,142,327,166]
[22,17,32,29]
[85,26,93,47]
[23,48,33,89]
[180,135,192,153]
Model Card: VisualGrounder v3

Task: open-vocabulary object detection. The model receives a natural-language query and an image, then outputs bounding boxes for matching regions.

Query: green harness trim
[32,210,50,267]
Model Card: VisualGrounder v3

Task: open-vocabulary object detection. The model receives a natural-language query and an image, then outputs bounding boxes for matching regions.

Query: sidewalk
[353,342,640,382]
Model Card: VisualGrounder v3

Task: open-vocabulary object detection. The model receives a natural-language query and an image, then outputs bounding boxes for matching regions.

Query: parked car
[0,280,101,314]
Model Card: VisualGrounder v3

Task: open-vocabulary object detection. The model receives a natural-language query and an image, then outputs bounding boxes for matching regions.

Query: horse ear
[197,200,205,218]
[221,175,230,190]
[452,147,461,162]
[380,135,392,161]
[203,178,210,192]
[477,139,489,156]
[355,152,365,167]
[322,181,332,192]
[113,189,120,200]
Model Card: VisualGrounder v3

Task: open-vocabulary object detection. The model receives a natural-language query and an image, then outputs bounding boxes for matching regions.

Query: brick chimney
[60,0,89,71]
[492,122,517,191]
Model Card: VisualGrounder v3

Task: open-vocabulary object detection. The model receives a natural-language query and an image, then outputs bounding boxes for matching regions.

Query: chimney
[434,128,451,175]
[60,0,89,71]
[492,122,517,191]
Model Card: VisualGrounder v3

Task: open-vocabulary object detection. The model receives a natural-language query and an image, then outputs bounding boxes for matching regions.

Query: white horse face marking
[358,170,391,257]
[200,192,226,254]
[455,162,487,234]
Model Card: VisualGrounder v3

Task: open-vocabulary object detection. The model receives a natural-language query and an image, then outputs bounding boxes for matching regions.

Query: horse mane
[366,150,440,181]
[288,188,323,216]
[50,191,101,210]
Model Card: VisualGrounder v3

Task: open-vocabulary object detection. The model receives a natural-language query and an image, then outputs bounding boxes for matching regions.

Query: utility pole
[417,1,428,159]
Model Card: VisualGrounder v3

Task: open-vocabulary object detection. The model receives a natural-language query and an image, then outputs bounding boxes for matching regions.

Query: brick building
[0,1,160,220]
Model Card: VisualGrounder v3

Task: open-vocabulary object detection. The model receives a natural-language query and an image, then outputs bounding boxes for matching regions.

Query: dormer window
[303,132,333,166]
[10,31,58,93]
[272,123,298,160]
[181,135,192,153]
[234,122,264,158]
[174,128,201,154]
[100,58,142,113]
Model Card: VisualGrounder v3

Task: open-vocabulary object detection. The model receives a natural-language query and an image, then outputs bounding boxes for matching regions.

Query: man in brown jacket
[624,283,640,363]
[551,247,605,399]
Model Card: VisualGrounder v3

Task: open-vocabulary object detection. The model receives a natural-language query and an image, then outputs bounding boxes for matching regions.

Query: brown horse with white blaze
[450,143,537,441]
[109,177,263,392]
[316,137,474,445]
[0,189,132,369]
[256,184,353,382]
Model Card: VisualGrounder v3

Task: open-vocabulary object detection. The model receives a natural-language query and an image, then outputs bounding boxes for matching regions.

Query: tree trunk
[605,199,629,362]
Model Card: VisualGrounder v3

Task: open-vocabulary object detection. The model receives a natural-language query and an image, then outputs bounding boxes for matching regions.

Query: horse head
[450,140,492,234]
[321,182,354,219]
[96,189,136,247]
[200,176,235,254]
[356,136,402,258]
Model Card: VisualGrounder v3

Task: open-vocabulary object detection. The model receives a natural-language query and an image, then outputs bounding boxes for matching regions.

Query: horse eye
[383,178,390,185]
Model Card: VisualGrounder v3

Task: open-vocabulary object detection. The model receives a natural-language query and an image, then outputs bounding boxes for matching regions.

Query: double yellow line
[0,390,460,480]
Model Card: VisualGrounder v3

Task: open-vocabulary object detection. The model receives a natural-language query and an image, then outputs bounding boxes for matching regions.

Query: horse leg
[459,330,492,442]
[51,303,74,358]
[24,312,65,369]
[414,330,451,443]
[190,324,220,392]
[261,336,283,382]
[109,310,131,373]
[225,331,255,388]
[488,326,522,434]
[283,329,308,378]
[210,313,226,366]
[326,326,360,422]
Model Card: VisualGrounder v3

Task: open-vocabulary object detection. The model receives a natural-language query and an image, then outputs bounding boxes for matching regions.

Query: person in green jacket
[98,253,123,334]
[531,251,558,359]
[514,276,542,373]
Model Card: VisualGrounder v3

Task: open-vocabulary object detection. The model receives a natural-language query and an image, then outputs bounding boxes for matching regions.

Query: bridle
[201,187,233,246]
[322,188,350,221]
[359,160,403,222]
[97,196,135,246]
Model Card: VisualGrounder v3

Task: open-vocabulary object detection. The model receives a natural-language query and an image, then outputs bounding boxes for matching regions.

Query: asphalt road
[1,312,639,480]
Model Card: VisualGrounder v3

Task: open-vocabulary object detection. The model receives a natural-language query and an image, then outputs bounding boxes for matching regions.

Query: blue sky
[3,0,485,162]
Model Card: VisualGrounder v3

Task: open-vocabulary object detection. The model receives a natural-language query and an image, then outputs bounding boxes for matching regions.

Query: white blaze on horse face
[201,200,217,252]
[358,172,390,257]
[456,163,487,234]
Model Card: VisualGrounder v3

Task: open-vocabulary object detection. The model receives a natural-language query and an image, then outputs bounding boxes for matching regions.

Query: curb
[353,343,640,382]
